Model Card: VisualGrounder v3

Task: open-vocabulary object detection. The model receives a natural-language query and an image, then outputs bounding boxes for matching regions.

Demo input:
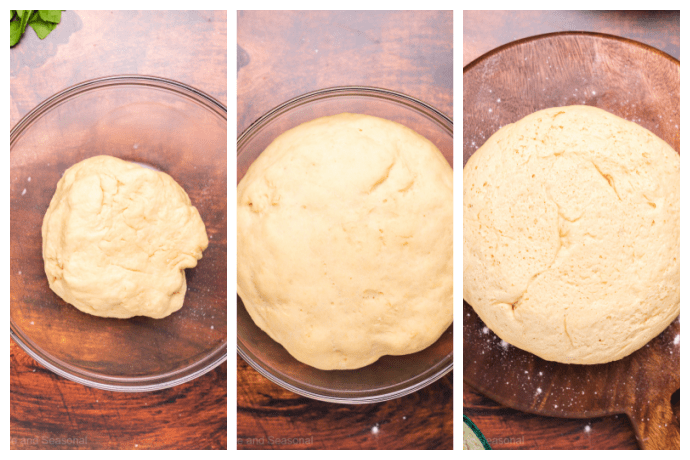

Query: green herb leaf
[10,10,64,47]
[38,10,61,24]
[18,9,31,34]
[29,17,57,39]
[10,20,21,46]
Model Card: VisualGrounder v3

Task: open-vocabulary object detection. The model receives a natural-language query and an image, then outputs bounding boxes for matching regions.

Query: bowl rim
[10,74,228,392]
[463,31,680,74]
[11,74,227,141]
[10,329,228,392]
[238,332,453,404]
[238,85,452,150]
[237,85,453,404]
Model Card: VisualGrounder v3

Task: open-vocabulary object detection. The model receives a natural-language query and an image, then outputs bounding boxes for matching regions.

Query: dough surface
[238,113,453,370]
[42,155,208,319]
[464,106,680,364]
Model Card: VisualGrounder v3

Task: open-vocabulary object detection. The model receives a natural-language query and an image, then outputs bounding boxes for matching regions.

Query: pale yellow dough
[464,106,680,364]
[237,113,453,370]
[42,155,208,319]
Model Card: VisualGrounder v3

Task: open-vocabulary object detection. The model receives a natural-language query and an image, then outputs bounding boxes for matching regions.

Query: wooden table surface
[237,10,453,449]
[10,11,227,450]
[462,10,680,450]
[463,10,680,66]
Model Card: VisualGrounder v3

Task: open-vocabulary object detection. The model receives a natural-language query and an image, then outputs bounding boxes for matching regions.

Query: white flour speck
[482,327,489,334]
[585,425,591,433]
[210,325,214,330]
[536,387,542,395]
[18,271,22,275]
[500,340,509,350]
[372,424,380,434]
[21,189,26,196]
[673,335,679,345]
[27,177,31,182]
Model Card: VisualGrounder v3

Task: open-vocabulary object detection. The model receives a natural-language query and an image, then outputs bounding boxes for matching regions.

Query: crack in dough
[368,161,395,193]
[564,314,575,347]
[591,160,622,201]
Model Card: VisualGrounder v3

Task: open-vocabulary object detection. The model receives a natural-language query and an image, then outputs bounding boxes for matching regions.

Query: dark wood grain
[238,359,452,450]
[464,303,680,450]
[11,339,227,450]
[463,19,680,450]
[237,10,453,449]
[463,385,641,450]
[10,11,227,450]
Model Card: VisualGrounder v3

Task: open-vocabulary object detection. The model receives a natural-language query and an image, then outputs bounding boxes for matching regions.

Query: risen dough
[42,155,208,319]
[464,106,680,364]
[238,113,453,370]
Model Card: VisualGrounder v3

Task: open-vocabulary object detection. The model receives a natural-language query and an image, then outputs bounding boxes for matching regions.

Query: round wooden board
[463,32,680,450]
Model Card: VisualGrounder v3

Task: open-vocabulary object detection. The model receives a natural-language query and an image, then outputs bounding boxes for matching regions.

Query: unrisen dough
[464,106,680,364]
[42,155,208,319]
[237,113,453,370]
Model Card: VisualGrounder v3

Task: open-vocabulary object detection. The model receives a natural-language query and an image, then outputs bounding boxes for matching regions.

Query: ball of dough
[464,106,680,364]
[42,155,208,319]
[238,113,453,370]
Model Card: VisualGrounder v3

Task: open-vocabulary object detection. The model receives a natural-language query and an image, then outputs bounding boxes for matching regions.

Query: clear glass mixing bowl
[10,75,227,391]
[237,86,453,403]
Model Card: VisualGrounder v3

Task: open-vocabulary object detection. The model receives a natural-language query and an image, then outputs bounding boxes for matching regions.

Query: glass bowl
[10,75,227,391]
[237,86,453,403]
